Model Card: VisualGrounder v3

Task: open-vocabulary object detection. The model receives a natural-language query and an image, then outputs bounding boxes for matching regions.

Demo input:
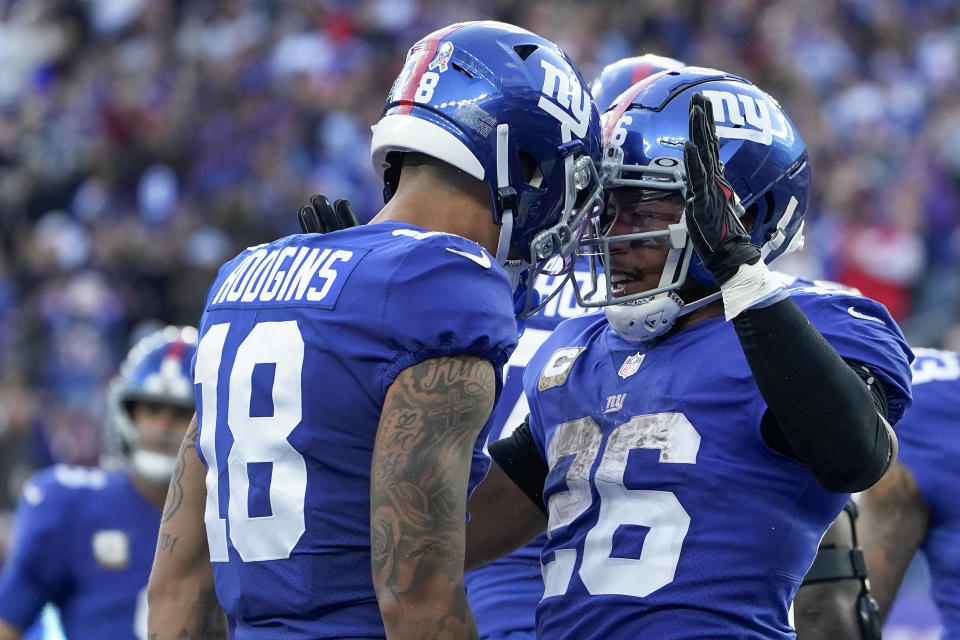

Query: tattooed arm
[857,461,930,621]
[147,416,228,639]
[371,355,496,640]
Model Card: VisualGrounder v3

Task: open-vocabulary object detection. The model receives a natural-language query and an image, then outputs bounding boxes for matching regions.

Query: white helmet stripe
[370,114,485,180]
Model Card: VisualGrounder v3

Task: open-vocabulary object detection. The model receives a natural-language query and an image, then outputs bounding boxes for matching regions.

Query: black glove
[297,194,359,234]
[682,92,761,286]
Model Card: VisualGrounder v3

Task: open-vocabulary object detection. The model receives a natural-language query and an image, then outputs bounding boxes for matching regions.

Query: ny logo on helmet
[701,90,779,146]
[539,59,591,138]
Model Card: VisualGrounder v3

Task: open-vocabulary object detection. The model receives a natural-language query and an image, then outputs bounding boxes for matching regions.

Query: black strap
[802,547,869,584]
[843,499,859,522]
[801,498,883,639]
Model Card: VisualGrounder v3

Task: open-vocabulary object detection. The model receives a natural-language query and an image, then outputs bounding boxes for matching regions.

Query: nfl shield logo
[618,353,645,379]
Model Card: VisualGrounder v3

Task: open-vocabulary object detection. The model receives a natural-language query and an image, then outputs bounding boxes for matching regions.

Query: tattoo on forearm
[161,421,199,524]
[149,592,227,639]
[157,532,179,554]
[371,356,493,639]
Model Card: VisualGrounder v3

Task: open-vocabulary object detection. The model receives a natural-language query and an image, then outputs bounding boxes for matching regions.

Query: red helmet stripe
[164,339,186,361]
[630,63,654,85]
[601,76,655,146]
[393,23,467,116]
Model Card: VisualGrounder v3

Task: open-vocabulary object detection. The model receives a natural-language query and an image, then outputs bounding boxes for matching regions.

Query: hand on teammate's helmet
[682,93,761,285]
[297,194,359,234]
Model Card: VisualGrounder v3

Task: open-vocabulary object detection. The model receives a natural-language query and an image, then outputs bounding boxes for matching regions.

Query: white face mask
[132,449,177,484]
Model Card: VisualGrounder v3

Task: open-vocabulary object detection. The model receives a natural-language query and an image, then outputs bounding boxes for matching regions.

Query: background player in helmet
[464,52,682,640]
[464,68,911,639]
[0,326,197,640]
[590,54,683,118]
[794,347,960,640]
[146,21,603,640]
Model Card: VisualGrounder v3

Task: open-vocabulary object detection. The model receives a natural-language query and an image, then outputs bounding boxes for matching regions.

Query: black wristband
[489,416,549,515]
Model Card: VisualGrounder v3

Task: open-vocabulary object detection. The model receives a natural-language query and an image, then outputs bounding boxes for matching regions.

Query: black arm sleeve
[489,416,549,515]
[733,297,895,494]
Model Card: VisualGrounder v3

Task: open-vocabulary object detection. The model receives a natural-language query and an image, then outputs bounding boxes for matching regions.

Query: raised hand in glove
[297,194,359,234]
[683,92,785,319]
[682,92,761,285]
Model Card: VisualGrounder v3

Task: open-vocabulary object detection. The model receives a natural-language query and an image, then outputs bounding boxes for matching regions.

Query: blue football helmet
[370,21,604,316]
[110,325,197,482]
[576,67,811,339]
[590,53,684,112]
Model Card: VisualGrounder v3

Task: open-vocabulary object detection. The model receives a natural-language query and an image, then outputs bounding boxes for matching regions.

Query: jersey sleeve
[377,235,518,395]
[791,288,914,424]
[0,470,71,630]
[523,382,550,462]
[520,321,587,461]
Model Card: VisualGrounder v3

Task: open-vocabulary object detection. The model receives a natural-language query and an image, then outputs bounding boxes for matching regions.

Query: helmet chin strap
[605,290,721,342]
[132,449,177,485]
[495,124,514,266]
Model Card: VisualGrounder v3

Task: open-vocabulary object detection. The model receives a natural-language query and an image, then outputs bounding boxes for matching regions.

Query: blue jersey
[896,348,960,640]
[0,465,158,640]
[466,265,600,640]
[193,222,517,639]
[522,283,912,640]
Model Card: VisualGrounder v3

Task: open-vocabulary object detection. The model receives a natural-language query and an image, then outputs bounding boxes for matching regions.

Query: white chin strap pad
[605,290,723,342]
[605,293,683,341]
[132,449,177,484]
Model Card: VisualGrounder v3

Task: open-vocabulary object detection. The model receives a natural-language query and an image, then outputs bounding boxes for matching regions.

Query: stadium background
[0,0,955,637]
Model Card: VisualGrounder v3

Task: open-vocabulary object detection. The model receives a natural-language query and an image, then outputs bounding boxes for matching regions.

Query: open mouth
[609,271,646,297]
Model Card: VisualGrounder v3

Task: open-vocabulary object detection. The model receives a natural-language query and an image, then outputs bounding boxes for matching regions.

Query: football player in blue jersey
[464,53,682,640]
[146,21,603,640]
[0,326,198,640]
[464,67,913,639]
[795,347,960,640]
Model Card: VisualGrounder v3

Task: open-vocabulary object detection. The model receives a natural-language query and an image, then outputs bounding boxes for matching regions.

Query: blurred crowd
[0,0,958,527]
